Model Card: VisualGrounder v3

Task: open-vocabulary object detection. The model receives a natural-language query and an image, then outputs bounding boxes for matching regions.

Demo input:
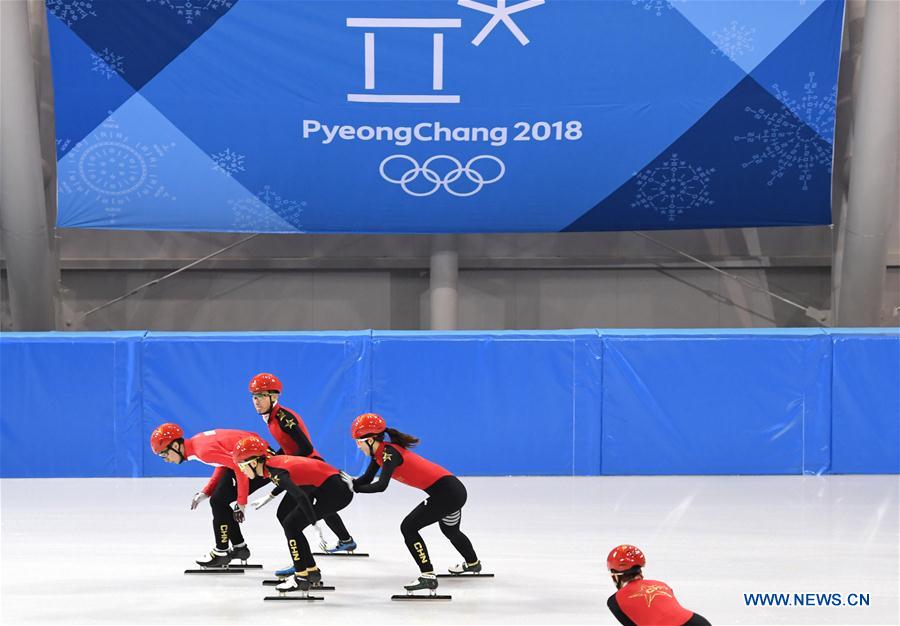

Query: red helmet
[232,436,270,464]
[150,423,184,454]
[351,412,386,439]
[607,545,646,572]
[249,373,282,394]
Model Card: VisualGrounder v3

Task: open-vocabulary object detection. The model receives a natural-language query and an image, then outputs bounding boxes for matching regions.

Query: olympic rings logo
[379,154,505,197]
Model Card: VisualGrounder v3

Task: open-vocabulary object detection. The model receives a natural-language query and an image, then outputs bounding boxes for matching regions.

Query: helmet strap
[611,569,641,589]
[170,440,186,463]
[255,457,267,477]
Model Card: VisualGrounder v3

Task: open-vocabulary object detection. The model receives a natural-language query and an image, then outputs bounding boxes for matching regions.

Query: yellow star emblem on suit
[628,584,673,607]
[382,450,393,463]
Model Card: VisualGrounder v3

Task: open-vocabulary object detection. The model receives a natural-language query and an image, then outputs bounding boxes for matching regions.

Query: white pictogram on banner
[229,185,305,230]
[380,154,505,197]
[457,0,545,46]
[91,47,126,80]
[632,0,675,17]
[210,148,246,176]
[347,1,544,104]
[734,72,835,190]
[146,0,234,26]
[346,18,462,104]
[59,116,175,223]
[711,21,755,62]
[47,0,97,26]
[631,153,715,222]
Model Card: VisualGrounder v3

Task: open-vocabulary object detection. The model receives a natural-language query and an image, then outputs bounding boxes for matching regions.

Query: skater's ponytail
[383,427,419,449]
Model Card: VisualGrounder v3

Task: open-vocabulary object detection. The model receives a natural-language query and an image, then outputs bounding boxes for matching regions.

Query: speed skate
[437,561,493,578]
[263,574,326,601]
[263,590,325,602]
[183,566,244,574]
[262,579,335,590]
[391,574,452,601]
[184,554,245,575]
[184,548,256,574]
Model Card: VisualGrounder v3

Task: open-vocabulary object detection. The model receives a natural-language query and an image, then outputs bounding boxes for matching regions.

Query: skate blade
[262,580,335,590]
[233,562,263,569]
[184,567,244,574]
[437,572,494,578]
[391,593,451,601]
[313,551,369,557]
[264,595,324,601]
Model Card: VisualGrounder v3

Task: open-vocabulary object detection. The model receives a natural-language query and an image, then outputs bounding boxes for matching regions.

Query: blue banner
[48,0,843,232]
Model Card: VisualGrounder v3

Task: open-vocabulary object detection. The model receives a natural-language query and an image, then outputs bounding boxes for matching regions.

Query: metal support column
[834,0,900,326]
[0,0,58,330]
[429,234,458,330]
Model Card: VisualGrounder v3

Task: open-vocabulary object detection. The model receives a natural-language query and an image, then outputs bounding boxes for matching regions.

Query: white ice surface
[1,476,897,626]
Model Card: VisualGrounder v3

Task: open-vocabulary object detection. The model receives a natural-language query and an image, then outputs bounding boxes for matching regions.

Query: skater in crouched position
[247,373,357,567]
[606,545,711,626]
[232,435,353,593]
[349,412,481,594]
[150,423,270,567]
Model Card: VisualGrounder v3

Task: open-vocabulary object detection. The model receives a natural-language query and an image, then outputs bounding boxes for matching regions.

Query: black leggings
[309,456,352,541]
[401,476,478,573]
[209,470,269,550]
[276,475,353,570]
[320,512,351,543]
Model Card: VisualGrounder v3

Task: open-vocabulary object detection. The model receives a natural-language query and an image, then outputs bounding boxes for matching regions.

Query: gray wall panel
[2,226,897,330]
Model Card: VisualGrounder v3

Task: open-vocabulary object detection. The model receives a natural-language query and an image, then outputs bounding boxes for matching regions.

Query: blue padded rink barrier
[1,329,898,625]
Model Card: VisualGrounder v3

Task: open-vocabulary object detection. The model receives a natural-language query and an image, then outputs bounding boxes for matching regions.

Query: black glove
[232,502,245,523]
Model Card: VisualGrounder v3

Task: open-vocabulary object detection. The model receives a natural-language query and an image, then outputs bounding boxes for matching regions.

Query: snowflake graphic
[711,21,755,62]
[631,153,715,222]
[734,72,836,190]
[146,0,233,25]
[631,0,675,17]
[47,0,96,26]
[91,48,125,80]
[59,116,175,221]
[210,149,246,177]
[229,186,305,231]
[56,138,73,154]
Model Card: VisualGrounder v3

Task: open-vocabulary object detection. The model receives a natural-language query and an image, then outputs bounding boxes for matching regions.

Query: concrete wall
[3,225,897,331]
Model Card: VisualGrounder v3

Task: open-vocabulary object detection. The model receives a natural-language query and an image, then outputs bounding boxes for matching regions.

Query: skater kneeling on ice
[150,423,271,568]
[233,435,353,593]
[606,545,711,626]
[349,412,482,594]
